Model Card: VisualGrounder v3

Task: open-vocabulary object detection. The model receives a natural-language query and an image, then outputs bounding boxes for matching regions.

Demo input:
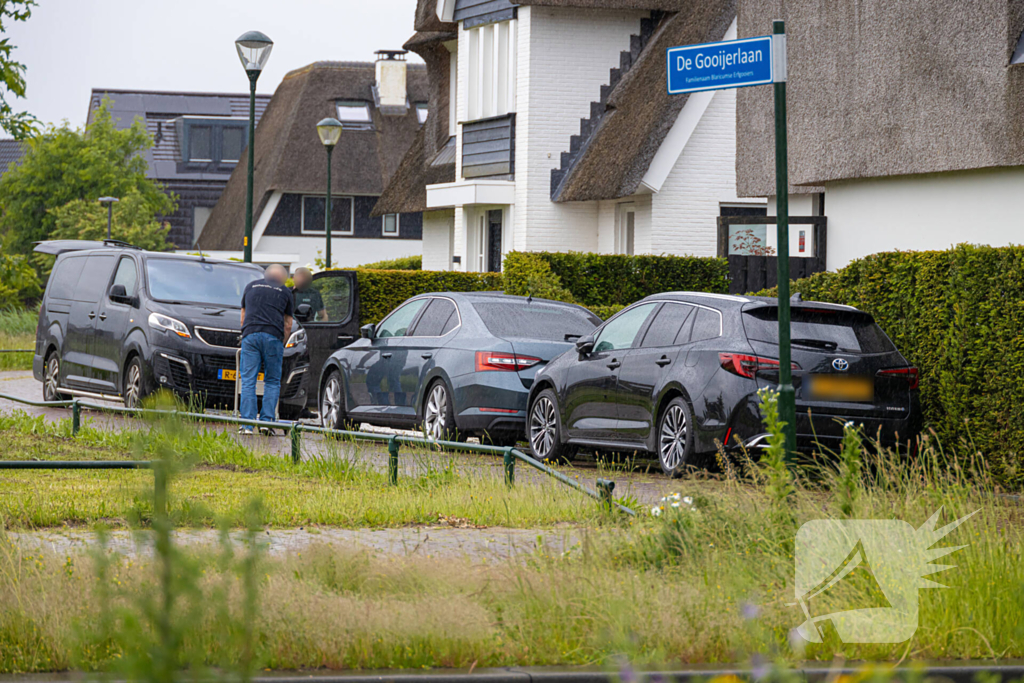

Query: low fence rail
[0,392,636,516]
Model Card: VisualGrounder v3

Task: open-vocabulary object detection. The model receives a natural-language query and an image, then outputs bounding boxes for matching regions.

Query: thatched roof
[202,61,428,251]
[736,0,1024,197]
[552,0,737,202]
[518,0,695,7]
[415,0,456,32]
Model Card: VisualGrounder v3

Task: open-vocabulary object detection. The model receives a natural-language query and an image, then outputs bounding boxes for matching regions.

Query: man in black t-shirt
[239,264,294,435]
[292,267,327,322]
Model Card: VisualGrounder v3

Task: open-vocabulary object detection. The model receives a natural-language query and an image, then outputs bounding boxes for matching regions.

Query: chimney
[375,50,408,114]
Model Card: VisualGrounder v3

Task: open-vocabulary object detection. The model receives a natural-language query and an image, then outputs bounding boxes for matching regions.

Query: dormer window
[336,100,374,130]
[467,20,516,121]
[176,117,249,166]
[416,103,429,124]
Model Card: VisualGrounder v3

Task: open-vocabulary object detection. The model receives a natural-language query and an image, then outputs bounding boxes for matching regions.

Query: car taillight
[877,366,919,390]
[719,352,799,379]
[475,351,542,372]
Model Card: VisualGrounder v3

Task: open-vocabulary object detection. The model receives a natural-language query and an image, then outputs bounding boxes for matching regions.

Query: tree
[0,0,38,139]
[0,251,39,308]
[48,189,174,252]
[0,98,174,254]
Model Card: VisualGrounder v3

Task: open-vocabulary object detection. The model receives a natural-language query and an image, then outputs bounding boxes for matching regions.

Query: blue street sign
[667,35,774,94]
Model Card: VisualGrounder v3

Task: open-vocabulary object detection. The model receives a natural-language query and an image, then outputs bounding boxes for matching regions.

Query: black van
[32,241,361,418]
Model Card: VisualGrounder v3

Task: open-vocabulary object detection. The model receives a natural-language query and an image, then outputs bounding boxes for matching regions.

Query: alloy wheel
[424,383,448,440]
[321,375,342,429]
[124,363,143,409]
[44,356,60,401]
[659,404,688,471]
[529,397,557,459]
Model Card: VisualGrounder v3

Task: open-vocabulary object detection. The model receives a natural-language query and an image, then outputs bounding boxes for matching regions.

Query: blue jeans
[240,332,283,423]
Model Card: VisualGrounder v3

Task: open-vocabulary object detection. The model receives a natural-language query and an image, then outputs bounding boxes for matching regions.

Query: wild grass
[0,307,35,371]
[0,410,603,529]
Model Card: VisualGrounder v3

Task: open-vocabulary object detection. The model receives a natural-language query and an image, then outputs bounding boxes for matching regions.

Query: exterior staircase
[550,11,666,200]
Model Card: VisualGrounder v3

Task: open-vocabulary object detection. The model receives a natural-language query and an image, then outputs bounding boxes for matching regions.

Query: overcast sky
[6,0,422,132]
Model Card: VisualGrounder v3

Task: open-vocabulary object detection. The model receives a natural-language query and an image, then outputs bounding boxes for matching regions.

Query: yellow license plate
[806,374,874,401]
[218,369,263,382]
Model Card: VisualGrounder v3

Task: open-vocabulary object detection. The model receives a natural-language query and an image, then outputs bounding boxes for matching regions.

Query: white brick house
[376,0,761,272]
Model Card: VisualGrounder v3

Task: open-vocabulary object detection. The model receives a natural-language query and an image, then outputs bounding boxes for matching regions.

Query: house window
[383,213,400,236]
[615,203,635,255]
[222,127,245,162]
[467,20,516,121]
[336,101,373,129]
[188,126,213,162]
[178,118,248,165]
[301,195,354,235]
[415,103,429,124]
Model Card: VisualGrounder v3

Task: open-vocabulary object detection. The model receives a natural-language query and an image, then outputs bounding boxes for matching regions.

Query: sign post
[667,21,796,458]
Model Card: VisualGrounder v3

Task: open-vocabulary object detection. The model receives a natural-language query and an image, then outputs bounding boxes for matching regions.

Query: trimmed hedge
[756,244,1024,486]
[504,251,728,307]
[354,269,503,324]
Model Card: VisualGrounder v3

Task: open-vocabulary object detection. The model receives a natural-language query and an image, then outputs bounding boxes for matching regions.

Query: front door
[347,298,428,416]
[303,270,360,407]
[64,253,118,391]
[93,255,141,394]
[486,209,502,273]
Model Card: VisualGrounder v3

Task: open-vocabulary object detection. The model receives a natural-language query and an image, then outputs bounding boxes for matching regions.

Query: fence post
[71,400,81,435]
[388,436,399,485]
[290,424,302,465]
[503,448,515,488]
[596,478,615,509]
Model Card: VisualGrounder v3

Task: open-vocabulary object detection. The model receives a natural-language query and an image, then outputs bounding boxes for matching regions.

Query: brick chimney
[375,50,408,114]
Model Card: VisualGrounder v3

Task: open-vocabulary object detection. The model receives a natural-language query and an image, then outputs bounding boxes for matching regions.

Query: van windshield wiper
[791,338,838,351]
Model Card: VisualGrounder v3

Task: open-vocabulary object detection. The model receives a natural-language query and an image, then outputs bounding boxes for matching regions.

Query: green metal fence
[0,392,636,516]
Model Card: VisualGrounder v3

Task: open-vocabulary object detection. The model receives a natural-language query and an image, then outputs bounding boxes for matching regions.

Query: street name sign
[667,35,774,94]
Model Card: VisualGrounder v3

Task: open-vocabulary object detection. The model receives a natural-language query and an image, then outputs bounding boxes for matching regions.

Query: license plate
[218,369,263,382]
[806,374,874,402]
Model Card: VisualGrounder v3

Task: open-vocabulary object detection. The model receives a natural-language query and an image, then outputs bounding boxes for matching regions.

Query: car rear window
[742,306,895,354]
[472,302,599,341]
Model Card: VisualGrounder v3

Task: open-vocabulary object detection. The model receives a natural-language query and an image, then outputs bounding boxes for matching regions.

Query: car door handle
[655,356,671,367]
[381,352,393,359]
[421,353,433,359]
[98,313,107,321]
[337,335,354,344]
[607,360,621,370]
[88,312,96,320]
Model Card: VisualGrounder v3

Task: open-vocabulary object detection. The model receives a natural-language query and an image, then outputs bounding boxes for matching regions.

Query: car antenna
[194,238,207,262]
[527,293,533,304]
[790,292,803,303]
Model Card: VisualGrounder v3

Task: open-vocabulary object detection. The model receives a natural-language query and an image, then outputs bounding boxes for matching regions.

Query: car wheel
[528,389,571,463]
[422,380,457,441]
[320,371,347,430]
[42,353,61,402]
[123,356,149,410]
[657,396,694,478]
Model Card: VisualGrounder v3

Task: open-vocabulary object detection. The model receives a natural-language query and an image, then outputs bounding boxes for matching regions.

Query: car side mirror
[109,284,128,301]
[575,334,595,356]
[360,323,376,339]
[295,303,313,322]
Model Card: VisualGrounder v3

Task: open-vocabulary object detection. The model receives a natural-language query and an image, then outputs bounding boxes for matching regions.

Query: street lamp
[235,30,273,263]
[98,196,119,240]
[316,117,343,269]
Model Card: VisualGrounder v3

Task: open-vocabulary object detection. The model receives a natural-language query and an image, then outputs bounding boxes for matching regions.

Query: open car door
[299,270,360,408]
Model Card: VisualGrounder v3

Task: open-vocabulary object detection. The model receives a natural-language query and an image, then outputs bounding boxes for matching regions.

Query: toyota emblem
[832,358,850,372]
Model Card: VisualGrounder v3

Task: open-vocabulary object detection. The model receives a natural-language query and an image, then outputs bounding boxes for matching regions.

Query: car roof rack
[102,239,142,250]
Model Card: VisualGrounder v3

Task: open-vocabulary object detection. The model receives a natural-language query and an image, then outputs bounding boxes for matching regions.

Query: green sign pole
[772,20,796,459]
[243,70,260,263]
[325,144,333,269]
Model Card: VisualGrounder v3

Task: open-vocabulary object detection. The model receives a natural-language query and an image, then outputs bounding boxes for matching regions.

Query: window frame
[177,116,250,167]
[382,213,400,237]
[110,255,140,300]
[465,19,517,122]
[593,302,658,353]
[415,103,429,125]
[639,301,695,349]
[408,296,462,338]
[335,100,374,130]
[374,298,430,339]
[300,194,355,236]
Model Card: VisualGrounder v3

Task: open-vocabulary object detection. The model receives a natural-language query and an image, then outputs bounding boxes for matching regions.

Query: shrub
[504,251,728,308]
[0,253,41,308]
[501,252,576,303]
[754,244,1024,486]
[356,255,422,271]
[354,269,503,324]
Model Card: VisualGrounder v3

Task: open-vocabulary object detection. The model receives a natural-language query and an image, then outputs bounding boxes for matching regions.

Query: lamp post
[235,30,274,263]
[98,197,119,240]
[316,117,343,269]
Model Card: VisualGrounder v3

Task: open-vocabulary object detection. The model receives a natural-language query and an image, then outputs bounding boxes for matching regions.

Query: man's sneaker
[238,426,253,436]
[259,426,276,437]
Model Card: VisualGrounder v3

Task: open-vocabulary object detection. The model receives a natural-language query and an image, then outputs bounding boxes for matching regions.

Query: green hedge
[504,251,728,308]
[756,244,1024,486]
[355,255,422,271]
[355,269,503,324]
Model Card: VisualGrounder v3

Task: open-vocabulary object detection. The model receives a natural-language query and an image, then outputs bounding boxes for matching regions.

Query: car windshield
[473,302,600,341]
[742,306,895,354]
[146,259,263,308]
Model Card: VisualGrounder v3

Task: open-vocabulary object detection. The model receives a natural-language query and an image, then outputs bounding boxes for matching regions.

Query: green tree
[0,251,39,308]
[0,98,173,253]
[48,188,174,252]
[0,0,38,139]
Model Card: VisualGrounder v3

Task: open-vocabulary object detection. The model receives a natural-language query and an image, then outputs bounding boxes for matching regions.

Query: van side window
[689,308,722,343]
[73,255,118,304]
[47,256,87,300]
[111,257,139,298]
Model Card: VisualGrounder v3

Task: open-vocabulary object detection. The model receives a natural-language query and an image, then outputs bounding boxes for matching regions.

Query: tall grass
[0,306,35,371]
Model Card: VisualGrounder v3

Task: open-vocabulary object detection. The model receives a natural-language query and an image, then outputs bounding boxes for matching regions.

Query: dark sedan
[525,292,922,476]
[317,293,600,444]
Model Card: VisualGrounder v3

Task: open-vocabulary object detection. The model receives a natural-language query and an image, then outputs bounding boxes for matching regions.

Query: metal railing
[0,392,636,516]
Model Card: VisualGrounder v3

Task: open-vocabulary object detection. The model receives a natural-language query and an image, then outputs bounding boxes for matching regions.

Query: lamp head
[235,30,273,72]
[316,117,344,147]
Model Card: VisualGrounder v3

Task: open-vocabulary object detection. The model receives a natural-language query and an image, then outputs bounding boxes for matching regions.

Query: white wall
[421,210,455,271]
[651,88,760,257]
[255,236,421,270]
[820,166,1024,271]
[513,6,646,253]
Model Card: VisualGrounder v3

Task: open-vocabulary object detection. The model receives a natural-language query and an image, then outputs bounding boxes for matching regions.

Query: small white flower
[651,506,662,517]
[682,496,694,506]
[671,502,680,508]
